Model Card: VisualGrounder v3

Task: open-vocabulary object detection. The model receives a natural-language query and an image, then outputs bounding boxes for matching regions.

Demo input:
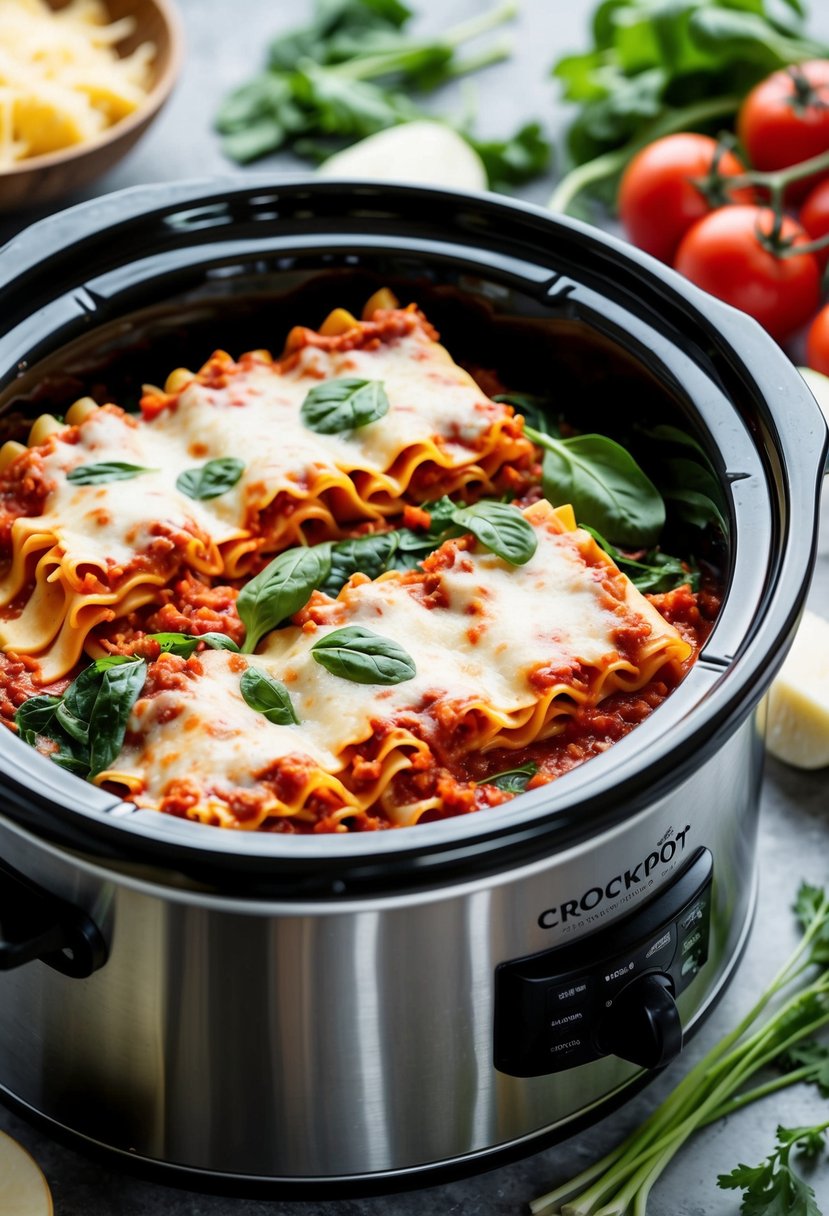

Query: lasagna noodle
[0,307,532,681]
[98,502,691,830]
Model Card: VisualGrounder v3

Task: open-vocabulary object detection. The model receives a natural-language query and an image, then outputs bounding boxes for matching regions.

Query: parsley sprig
[532,883,829,1216]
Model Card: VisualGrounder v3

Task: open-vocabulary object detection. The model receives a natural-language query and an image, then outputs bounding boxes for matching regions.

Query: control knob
[597,973,682,1069]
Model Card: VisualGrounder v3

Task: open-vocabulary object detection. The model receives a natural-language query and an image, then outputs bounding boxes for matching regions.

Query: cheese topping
[0,0,154,168]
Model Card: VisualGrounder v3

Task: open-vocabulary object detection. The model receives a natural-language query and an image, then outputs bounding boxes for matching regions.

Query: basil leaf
[145,631,241,657]
[300,377,390,434]
[479,761,538,793]
[237,544,332,653]
[527,426,665,548]
[176,457,245,501]
[322,532,399,597]
[67,462,156,485]
[450,501,537,566]
[87,658,147,774]
[311,625,415,685]
[15,695,60,746]
[661,458,727,533]
[493,392,560,437]
[240,667,299,725]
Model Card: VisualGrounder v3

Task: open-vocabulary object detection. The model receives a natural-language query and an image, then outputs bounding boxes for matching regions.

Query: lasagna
[0,293,711,833]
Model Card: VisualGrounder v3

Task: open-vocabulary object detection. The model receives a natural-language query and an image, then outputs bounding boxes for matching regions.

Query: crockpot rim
[0,177,824,894]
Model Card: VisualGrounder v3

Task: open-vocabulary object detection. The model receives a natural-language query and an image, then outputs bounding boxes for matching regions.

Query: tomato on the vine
[673,206,820,342]
[738,61,829,199]
[799,177,829,268]
[807,305,829,376]
[618,133,753,263]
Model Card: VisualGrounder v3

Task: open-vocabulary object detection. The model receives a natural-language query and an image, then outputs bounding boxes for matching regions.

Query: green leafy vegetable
[144,632,241,658]
[215,0,551,190]
[531,881,829,1216]
[237,544,332,654]
[311,624,415,684]
[718,1123,829,1216]
[15,656,146,778]
[300,377,390,434]
[240,667,299,725]
[548,0,829,216]
[583,525,697,594]
[450,500,537,566]
[479,761,538,793]
[66,462,156,485]
[176,457,245,500]
[322,532,400,596]
[526,424,665,547]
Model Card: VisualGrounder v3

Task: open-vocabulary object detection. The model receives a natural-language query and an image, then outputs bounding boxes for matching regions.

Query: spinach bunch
[215,0,551,191]
[549,0,829,215]
[15,656,146,778]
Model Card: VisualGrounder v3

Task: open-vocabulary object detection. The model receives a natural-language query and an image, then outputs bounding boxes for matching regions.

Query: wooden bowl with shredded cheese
[0,0,182,213]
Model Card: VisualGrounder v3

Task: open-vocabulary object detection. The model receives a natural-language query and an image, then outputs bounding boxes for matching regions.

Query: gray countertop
[2,0,829,1212]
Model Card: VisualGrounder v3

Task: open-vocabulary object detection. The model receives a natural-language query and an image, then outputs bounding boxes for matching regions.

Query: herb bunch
[532,883,829,1216]
[216,0,551,190]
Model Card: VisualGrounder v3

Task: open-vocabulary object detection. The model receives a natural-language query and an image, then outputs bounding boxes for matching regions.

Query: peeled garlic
[0,1130,53,1216]
[317,121,487,192]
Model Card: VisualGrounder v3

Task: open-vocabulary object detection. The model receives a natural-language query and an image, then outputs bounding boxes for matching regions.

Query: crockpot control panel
[494,848,712,1077]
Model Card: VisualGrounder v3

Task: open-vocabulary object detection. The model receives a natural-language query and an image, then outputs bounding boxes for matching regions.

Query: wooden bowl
[0,0,183,214]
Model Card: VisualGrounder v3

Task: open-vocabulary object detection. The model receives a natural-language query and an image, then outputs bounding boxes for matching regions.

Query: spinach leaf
[322,532,400,597]
[466,122,551,191]
[661,458,727,533]
[479,761,538,793]
[311,624,415,684]
[67,462,157,485]
[549,0,828,215]
[300,377,390,434]
[18,656,147,778]
[240,667,299,725]
[527,425,665,548]
[493,393,560,437]
[176,457,245,501]
[583,525,698,594]
[237,544,332,653]
[450,500,537,566]
[145,632,241,657]
[15,695,61,746]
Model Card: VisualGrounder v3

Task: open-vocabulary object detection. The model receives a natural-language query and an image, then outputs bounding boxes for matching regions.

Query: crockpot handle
[0,860,106,978]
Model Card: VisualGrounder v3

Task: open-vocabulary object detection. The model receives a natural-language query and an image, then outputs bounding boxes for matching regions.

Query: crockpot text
[537,825,691,929]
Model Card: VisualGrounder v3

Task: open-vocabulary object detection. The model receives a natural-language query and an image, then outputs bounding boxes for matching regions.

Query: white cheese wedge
[766,609,829,769]
[0,1130,52,1216]
[317,121,488,192]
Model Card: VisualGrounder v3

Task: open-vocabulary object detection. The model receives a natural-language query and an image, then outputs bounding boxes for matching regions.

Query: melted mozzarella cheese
[110,514,666,802]
[32,326,511,571]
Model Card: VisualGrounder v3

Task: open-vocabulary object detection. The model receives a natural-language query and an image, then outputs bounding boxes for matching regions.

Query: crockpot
[0,180,825,1194]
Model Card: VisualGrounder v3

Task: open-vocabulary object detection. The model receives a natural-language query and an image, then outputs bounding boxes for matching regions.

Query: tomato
[799,177,829,268]
[673,206,820,342]
[618,133,753,263]
[807,305,829,376]
[738,61,829,199]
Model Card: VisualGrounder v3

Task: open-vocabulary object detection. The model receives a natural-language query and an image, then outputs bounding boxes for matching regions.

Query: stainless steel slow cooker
[0,180,825,1192]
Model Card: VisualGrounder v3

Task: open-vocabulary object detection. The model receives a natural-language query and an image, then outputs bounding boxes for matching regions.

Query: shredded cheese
[0,0,154,167]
